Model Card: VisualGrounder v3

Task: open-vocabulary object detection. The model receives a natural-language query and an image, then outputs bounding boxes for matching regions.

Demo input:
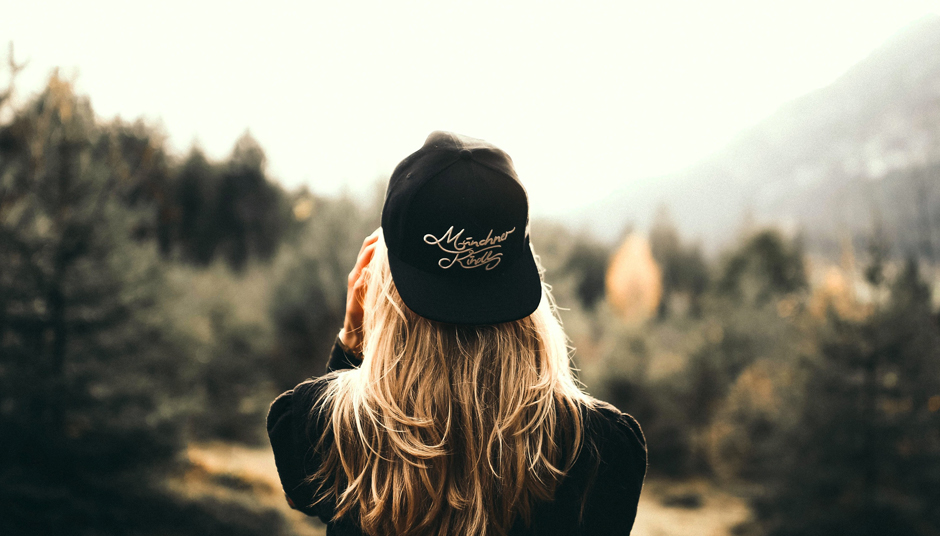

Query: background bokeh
[2,6,940,536]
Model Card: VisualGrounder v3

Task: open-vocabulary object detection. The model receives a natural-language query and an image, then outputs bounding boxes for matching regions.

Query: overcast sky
[2,0,938,216]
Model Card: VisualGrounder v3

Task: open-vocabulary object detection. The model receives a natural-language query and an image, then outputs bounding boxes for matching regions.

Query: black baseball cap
[381,131,542,325]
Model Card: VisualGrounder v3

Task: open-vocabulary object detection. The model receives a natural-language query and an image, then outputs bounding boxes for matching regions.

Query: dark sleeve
[267,335,358,520]
[582,408,648,535]
[327,337,364,373]
[266,379,332,521]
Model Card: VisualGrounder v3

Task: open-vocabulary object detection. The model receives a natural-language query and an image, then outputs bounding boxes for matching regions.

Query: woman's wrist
[337,328,363,357]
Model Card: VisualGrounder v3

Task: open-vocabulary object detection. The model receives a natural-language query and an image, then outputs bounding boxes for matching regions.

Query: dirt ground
[177,443,751,536]
[632,479,752,536]
[172,442,327,536]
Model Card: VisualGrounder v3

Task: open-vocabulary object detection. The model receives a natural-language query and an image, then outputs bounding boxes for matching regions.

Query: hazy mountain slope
[576,15,940,257]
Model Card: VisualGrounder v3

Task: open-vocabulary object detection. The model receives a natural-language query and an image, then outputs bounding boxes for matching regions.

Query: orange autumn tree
[605,233,662,324]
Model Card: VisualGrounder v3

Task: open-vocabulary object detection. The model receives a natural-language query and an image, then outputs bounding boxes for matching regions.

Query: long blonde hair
[310,233,593,536]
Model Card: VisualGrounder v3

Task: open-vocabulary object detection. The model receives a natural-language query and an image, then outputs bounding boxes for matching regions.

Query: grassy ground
[176,443,751,536]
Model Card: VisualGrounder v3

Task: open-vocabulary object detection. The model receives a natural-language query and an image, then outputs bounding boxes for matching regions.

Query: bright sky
[2,0,938,216]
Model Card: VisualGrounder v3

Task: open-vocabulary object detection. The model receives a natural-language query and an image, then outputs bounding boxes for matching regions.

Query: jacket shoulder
[267,377,332,432]
[573,400,648,534]
[588,400,647,450]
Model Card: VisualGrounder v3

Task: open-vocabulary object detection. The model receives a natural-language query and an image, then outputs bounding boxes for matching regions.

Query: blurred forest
[2,53,940,535]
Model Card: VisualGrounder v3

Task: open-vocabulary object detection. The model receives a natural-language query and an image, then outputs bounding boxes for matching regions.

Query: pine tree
[753,256,940,535]
[0,73,290,536]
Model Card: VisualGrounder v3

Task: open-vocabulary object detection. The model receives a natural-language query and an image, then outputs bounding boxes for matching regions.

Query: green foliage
[752,259,940,536]
[864,221,890,287]
[587,228,808,479]
[206,133,289,268]
[0,73,290,536]
[95,118,175,246]
[163,135,294,270]
[0,75,179,532]
[718,230,807,305]
[268,191,380,389]
[563,240,610,311]
[529,220,615,315]
[164,263,278,445]
[649,206,709,317]
[606,375,694,477]
[682,306,790,426]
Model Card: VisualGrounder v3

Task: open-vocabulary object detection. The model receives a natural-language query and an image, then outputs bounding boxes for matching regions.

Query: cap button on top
[459,149,472,160]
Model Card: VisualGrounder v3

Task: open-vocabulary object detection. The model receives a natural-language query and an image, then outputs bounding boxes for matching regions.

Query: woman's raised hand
[339,229,380,355]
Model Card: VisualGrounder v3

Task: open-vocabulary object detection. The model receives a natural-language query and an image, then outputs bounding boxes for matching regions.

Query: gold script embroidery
[423,226,516,270]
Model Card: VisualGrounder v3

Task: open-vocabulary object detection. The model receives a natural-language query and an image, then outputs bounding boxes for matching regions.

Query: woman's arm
[326,229,380,372]
[268,230,379,517]
[337,229,380,354]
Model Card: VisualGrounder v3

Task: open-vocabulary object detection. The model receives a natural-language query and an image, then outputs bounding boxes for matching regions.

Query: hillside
[576,15,940,257]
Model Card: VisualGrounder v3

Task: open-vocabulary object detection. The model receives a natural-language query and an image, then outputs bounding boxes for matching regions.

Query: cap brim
[387,241,543,325]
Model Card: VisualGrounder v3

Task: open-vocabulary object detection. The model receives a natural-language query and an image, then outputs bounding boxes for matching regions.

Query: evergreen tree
[213,133,287,270]
[562,239,611,311]
[649,206,709,317]
[164,134,291,270]
[753,257,940,535]
[0,72,176,533]
[0,73,289,536]
[718,229,807,305]
[171,147,221,264]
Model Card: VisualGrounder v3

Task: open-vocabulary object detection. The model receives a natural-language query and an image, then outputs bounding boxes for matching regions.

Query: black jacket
[267,339,647,535]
